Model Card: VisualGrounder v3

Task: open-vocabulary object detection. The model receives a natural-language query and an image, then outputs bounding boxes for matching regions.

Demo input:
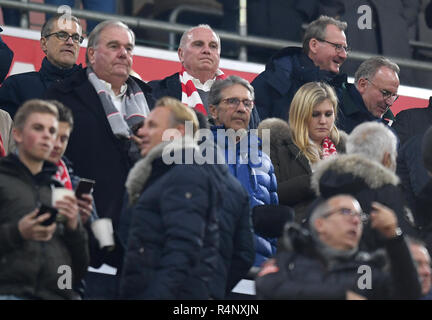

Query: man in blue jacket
[252,15,349,121]
[0,14,83,119]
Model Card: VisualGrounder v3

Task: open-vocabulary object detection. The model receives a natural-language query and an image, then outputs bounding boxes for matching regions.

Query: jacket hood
[258,117,348,151]
[311,153,400,197]
[125,137,198,205]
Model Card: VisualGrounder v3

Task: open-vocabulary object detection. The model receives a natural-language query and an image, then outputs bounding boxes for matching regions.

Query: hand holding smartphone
[37,204,58,226]
[75,178,95,199]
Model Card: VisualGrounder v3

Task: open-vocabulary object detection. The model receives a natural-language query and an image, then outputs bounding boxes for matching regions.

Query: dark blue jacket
[337,83,395,134]
[0,36,13,84]
[211,125,278,267]
[148,72,261,129]
[119,143,219,299]
[44,68,155,233]
[0,57,82,118]
[251,47,346,121]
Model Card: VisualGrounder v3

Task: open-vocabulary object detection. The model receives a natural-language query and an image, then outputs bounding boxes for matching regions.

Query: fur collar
[311,153,400,196]
[125,137,198,205]
[257,117,347,151]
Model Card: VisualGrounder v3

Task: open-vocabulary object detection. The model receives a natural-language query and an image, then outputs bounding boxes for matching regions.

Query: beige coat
[0,109,15,154]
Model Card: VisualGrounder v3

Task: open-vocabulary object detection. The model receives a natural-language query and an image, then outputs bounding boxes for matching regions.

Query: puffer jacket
[119,139,219,299]
[258,118,346,223]
[211,125,278,267]
[311,153,419,251]
[0,154,89,300]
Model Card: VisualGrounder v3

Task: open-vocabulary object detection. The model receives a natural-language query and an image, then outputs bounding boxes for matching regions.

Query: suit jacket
[45,68,155,230]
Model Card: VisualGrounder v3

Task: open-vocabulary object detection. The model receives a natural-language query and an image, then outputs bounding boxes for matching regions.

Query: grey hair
[354,56,400,83]
[303,15,347,55]
[346,122,398,170]
[208,75,255,106]
[179,24,220,51]
[41,13,82,38]
[86,20,135,64]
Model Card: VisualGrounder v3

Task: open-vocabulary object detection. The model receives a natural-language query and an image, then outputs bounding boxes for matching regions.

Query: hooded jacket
[258,118,346,223]
[0,154,89,300]
[311,153,418,251]
[119,138,219,299]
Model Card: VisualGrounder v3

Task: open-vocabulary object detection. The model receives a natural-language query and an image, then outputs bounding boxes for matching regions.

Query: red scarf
[0,133,5,157]
[321,137,337,159]
[179,66,226,115]
[54,159,73,190]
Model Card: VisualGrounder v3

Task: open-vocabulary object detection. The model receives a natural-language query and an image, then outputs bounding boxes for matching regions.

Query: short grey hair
[179,24,220,51]
[86,20,135,64]
[208,75,255,106]
[346,122,398,169]
[303,15,347,55]
[354,56,400,83]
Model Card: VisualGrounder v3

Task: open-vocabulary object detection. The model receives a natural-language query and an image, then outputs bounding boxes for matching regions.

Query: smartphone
[75,178,96,199]
[37,204,58,226]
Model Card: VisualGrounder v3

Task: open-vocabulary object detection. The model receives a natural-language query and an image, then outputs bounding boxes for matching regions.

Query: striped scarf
[321,136,337,159]
[54,159,73,190]
[179,66,226,115]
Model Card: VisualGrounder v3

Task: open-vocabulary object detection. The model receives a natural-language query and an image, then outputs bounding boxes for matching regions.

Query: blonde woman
[258,82,346,223]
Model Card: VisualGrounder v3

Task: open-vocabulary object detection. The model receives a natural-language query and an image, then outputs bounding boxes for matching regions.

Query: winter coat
[251,47,347,121]
[311,154,418,251]
[119,139,219,299]
[0,154,89,300]
[392,97,432,146]
[0,109,14,154]
[255,225,422,300]
[0,57,82,119]
[45,68,155,232]
[210,125,278,267]
[258,118,346,223]
[0,36,13,84]
[337,83,394,134]
[148,72,261,129]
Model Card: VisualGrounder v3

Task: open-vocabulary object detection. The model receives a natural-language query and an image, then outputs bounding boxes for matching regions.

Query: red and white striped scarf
[179,66,226,116]
[321,136,337,159]
[54,159,73,190]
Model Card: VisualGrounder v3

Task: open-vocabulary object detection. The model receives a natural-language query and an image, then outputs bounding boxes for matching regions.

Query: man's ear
[12,127,22,145]
[40,37,48,55]
[209,105,218,122]
[357,78,368,94]
[314,218,324,234]
[87,47,96,65]
[176,123,185,137]
[382,151,392,169]
[178,47,184,64]
[309,38,319,55]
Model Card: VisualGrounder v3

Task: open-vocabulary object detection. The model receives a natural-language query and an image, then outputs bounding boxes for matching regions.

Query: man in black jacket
[0,14,83,119]
[0,99,88,300]
[256,194,421,300]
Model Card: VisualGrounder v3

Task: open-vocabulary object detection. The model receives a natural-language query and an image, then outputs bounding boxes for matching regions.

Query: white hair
[346,122,398,170]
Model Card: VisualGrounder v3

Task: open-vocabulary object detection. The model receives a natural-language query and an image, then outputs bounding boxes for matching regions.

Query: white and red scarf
[321,137,337,159]
[54,159,73,190]
[179,66,226,115]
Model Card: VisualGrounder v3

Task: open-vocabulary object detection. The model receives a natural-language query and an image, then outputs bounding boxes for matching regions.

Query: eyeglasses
[220,97,254,111]
[44,31,84,44]
[316,38,351,54]
[323,207,368,223]
[366,79,399,103]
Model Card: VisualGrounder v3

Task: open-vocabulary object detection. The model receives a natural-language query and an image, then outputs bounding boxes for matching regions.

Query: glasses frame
[366,79,399,104]
[219,97,254,111]
[44,31,84,44]
[316,38,351,54]
[323,207,368,223]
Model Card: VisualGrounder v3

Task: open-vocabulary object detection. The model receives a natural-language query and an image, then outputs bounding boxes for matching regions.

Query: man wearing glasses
[256,194,422,300]
[252,15,349,121]
[337,56,400,134]
[0,14,83,119]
